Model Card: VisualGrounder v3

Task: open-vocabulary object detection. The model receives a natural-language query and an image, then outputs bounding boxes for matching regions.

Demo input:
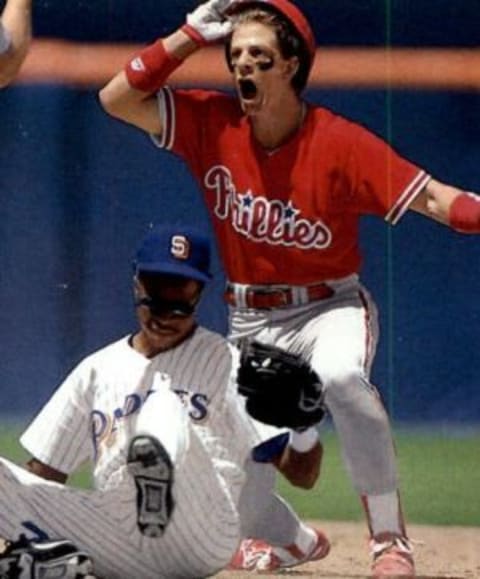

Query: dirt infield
[214,521,480,579]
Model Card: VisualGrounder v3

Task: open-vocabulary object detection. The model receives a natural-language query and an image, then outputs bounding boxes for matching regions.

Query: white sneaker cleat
[127,435,174,538]
[0,536,94,579]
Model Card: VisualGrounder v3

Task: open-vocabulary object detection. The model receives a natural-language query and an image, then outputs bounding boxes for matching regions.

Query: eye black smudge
[257,57,274,71]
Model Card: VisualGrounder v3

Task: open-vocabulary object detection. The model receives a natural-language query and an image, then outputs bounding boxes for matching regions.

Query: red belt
[224,283,334,309]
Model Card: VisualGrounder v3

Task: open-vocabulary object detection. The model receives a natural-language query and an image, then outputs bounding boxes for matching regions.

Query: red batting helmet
[227,0,316,91]
[234,0,316,63]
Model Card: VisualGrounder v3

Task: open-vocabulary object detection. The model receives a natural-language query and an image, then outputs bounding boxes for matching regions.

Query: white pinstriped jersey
[11,326,269,578]
[21,326,260,492]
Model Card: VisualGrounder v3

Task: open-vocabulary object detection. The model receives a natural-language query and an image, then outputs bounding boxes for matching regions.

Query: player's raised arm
[98,0,236,136]
[409,179,480,234]
[0,0,32,87]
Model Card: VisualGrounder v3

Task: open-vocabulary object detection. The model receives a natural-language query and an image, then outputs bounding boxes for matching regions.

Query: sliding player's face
[134,274,202,356]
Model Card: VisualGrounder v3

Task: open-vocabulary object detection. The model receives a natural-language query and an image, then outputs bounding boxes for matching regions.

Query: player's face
[229,21,298,116]
[134,274,202,356]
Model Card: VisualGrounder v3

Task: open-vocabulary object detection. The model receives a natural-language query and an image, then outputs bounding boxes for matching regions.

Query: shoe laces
[371,534,413,559]
[240,540,276,570]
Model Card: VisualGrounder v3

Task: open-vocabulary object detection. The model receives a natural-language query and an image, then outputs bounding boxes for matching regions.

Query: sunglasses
[135,296,198,319]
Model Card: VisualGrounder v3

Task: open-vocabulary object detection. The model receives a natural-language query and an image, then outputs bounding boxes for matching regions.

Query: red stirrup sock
[448,192,480,233]
[125,39,182,93]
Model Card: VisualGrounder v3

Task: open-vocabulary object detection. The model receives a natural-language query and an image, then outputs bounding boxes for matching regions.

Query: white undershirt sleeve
[0,22,12,54]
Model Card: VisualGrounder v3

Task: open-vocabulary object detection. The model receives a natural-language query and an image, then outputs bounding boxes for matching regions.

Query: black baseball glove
[237,341,326,429]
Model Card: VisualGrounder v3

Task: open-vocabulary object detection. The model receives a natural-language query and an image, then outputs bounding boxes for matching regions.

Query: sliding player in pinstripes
[0,225,245,578]
[0,224,324,578]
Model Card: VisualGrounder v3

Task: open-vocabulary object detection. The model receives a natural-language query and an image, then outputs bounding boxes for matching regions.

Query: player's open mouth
[239,79,258,101]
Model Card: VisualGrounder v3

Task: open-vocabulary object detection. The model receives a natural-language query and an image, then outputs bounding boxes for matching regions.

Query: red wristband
[125,39,182,93]
[448,192,480,234]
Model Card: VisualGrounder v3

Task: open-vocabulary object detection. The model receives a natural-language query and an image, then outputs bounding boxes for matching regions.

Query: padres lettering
[204,165,332,249]
[91,387,209,460]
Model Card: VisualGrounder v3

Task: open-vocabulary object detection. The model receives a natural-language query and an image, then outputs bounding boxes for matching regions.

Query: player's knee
[321,367,365,396]
[323,370,382,411]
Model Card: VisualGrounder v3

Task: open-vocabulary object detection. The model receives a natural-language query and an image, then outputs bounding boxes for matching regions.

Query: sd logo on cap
[133,225,212,283]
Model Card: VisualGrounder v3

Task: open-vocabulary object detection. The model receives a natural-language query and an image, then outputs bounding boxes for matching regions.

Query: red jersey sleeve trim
[151,86,175,150]
[385,171,431,225]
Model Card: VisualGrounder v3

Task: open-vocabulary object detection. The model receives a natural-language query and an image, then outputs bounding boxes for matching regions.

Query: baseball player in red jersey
[0,0,32,87]
[99,0,480,576]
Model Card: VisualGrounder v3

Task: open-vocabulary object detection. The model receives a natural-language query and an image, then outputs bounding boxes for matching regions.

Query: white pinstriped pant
[0,387,242,578]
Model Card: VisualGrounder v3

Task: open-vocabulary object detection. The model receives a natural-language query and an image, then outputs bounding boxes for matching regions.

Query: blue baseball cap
[133,225,212,283]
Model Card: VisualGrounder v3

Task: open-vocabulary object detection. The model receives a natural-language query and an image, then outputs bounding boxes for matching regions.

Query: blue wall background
[0,0,479,424]
[26,0,480,47]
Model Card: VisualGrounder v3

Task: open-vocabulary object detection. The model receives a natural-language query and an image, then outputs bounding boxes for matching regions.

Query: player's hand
[182,0,236,46]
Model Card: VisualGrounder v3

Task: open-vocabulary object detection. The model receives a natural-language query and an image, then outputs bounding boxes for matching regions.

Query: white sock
[293,523,317,553]
[134,372,189,463]
[364,491,403,537]
[289,426,318,452]
[273,523,316,562]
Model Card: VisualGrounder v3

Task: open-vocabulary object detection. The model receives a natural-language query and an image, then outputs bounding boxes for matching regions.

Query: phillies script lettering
[204,165,332,249]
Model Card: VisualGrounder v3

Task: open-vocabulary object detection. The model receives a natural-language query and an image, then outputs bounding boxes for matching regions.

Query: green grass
[0,425,92,489]
[2,425,478,526]
[277,430,480,526]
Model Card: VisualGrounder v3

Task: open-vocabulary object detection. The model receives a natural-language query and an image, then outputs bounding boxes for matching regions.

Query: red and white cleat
[228,527,330,572]
[371,532,415,578]
[227,538,279,571]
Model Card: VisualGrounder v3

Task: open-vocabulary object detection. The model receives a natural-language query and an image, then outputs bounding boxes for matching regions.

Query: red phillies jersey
[154,88,430,285]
